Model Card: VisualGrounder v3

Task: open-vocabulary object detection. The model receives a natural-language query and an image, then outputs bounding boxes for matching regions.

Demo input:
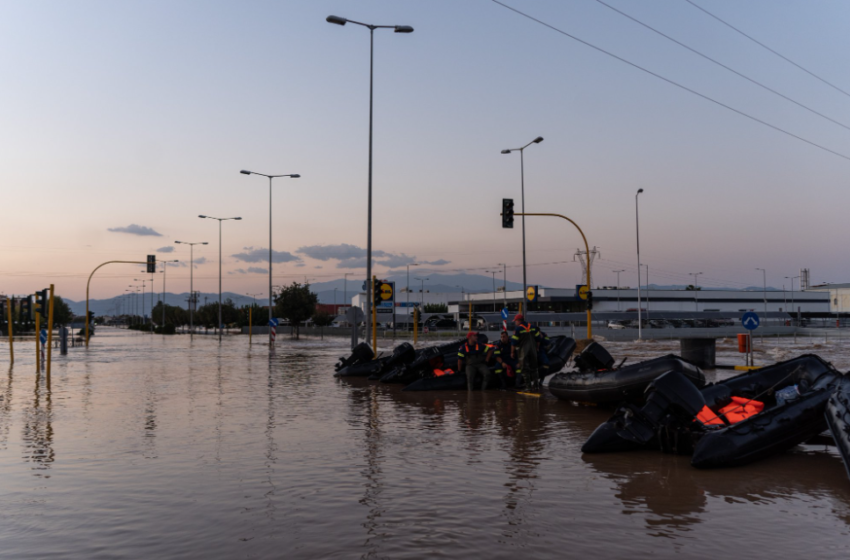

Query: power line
[489,0,850,162]
[594,0,850,133]
[684,0,850,100]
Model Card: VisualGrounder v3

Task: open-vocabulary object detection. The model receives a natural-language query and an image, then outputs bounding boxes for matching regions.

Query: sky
[2,0,850,301]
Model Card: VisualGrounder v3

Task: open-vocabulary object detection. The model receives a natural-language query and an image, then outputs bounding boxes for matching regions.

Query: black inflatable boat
[403,336,576,392]
[548,353,706,404]
[825,375,850,482]
[380,338,469,385]
[333,342,417,378]
[583,354,844,470]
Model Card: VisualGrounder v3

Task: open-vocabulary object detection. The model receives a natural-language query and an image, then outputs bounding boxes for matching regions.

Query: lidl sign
[577,285,589,300]
[526,285,539,303]
[379,281,394,303]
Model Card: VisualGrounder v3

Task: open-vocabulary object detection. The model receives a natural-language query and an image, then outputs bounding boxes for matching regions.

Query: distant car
[607,320,626,330]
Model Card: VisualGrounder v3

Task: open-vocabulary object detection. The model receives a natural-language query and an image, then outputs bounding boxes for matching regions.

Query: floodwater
[1,329,849,559]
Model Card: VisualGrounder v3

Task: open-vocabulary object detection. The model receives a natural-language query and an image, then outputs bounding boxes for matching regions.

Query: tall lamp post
[756,268,768,317]
[199,215,241,342]
[499,263,507,308]
[613,269,625,311]
[240,170,300,348]
[501,136,544,307]
[175,240,208,336]
[635,188,644,338]
[406,264,418,328]
[134,278,147,327]
[415,277,429,310]
[485,270,498,312]
[326,14,413,350]
[689,272,703,312]
[161,260,179,328]
[785,275,800,321]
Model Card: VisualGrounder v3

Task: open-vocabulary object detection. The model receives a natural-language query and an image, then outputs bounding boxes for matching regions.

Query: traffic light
[35,289,48,318]
[21,296,33,322]
[373,278,382,305]
[502,198,515,228]
[586,291,593,311]
[147,254,156,273]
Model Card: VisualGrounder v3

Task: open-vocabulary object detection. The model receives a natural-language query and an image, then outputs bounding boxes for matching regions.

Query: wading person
[457,331,493,391]
[492,330,516,389]
[511,313,541,391]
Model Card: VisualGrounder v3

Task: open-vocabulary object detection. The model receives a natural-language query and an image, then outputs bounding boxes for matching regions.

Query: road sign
[345,307,365,323]
[501,308,509,320]
[376,307,393,314]
[269,318,279,327]
[526,285,539,303]
[742,311,760,330]
[378,281,395,303]
[40,329,47,345]
[577,285,589,300]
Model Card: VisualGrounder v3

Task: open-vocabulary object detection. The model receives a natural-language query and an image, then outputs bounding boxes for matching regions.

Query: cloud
[194,257,208,266]
[296,244,390,261]
[107,224,163,237]
[336,257,367,269]
[295,263,305,268]
[420,259,450,266]
[156,246,175,253]
[377,253,416,268]
[232,247,301,263]
[231,267,268,275]
[314,266,323,269]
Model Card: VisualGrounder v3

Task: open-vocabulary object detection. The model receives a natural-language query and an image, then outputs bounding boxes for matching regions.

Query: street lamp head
[394,25,414,33]
[240,170,252,175]
[533,136,544,143]
[326,15,347,26]
[199,215,207,219]
[175,240,182,244]
[290,174,301,178]
[637,188,644,194]
[202,242,208,245]
[501,149,511,154]
[234,217,242,220]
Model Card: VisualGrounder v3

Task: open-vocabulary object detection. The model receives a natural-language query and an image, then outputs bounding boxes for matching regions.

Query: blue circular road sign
[741,311,760,330]
[501,308,509,320]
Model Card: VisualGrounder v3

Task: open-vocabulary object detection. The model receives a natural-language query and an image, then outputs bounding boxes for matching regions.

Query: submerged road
[0,329,848,558]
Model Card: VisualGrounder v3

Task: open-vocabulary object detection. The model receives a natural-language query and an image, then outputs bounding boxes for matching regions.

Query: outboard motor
[335,342,374,372]
[616,370,706,445]
[574,342,615,373]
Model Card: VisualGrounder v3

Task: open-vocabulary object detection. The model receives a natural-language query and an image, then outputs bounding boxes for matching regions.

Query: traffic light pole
[86,260,147,347]
[513,212,593,339]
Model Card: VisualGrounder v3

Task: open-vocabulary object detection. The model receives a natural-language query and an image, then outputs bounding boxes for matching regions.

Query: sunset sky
[2,0,849,301]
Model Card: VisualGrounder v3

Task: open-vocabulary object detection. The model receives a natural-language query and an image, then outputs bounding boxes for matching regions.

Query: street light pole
[175,240,208,337]
[199,215,242,343]
[756,268,767,316]
[486,270,498,312]
[499,263,507,308]
[689,272,703,311]
[785,275,800,321]
[240,171,300,349]
[327,14,413,352]
[406,264,418,329]
[635,188,644,338]
[161,260,178,328]
[415,277,429,310]
[501,136,544,308]
[613,269,625,311]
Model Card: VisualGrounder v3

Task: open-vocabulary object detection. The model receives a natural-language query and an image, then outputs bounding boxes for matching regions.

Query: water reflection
[0,367,13,450]
[21,373,54,474]
[583,448,850,537]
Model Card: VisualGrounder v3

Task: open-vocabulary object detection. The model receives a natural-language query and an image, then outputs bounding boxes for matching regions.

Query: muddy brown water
[1,329,849,559]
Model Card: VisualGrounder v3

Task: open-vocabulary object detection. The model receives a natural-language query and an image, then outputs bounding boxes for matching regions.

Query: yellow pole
[515,212,593,339]
[34,294,40,374]
[47,284,55,380]
[371,276,378,358]
[86,260,147,347]
[6,297,13,365]
[249,306,252,345]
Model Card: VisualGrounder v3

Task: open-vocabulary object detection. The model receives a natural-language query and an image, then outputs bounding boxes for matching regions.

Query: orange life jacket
[719,397,764,424]
[433,368,455,377]
[696,406,725,426]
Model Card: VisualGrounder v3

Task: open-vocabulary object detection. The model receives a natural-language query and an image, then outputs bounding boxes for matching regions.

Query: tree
[52,296,74,325]
[424,303,447,313]
[275,282,317,339]
[312,310,334,339]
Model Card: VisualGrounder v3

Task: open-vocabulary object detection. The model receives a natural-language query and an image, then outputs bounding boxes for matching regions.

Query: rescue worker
[511,313,542,391]
[457,331,494,391]
[492,330,516,389]
[537,328,552,379]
